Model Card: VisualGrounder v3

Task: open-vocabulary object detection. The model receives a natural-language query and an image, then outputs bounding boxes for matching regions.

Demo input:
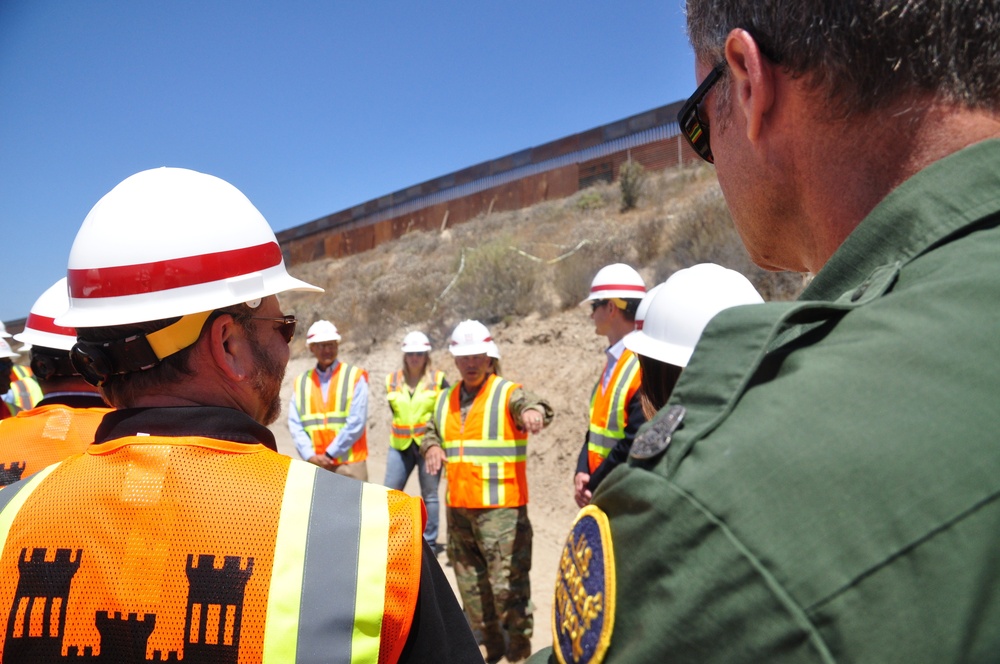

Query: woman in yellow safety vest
[384,331,448,553]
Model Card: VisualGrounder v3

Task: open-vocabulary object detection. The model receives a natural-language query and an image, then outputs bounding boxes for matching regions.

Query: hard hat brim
[623,330,691,368]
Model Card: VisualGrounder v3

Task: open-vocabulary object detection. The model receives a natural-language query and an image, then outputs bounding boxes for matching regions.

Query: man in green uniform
[533,1,1000,662]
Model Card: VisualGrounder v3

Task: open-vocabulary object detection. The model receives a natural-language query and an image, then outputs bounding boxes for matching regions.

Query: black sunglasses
[252,315,297,344]
[590,299,609,313]
[678,62,726,164]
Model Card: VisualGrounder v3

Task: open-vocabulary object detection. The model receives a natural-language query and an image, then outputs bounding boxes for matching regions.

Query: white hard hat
[56,167,322,329]
[582,263,646,304]
[13,278,77,351]
[624,263,763,368]
[306,320,341,344]
[0,338,19,360]
[401,331,432,353]
[0,321,11,338]
[448,320,500,359]
[633,282,665,331]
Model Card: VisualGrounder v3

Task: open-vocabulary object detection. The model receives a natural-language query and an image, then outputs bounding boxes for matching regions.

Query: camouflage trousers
[447,505,533,654]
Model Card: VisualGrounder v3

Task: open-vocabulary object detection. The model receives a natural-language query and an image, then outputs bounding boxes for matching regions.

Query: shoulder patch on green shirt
[630,404,685,461]
[553,504,616,664]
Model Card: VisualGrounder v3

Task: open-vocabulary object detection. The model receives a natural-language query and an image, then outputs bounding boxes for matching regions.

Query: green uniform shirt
[535,139,1000,663]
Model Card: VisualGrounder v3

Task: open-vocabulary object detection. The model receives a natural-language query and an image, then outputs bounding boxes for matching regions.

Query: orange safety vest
[0,437,422,663]
[587,348,642,473]
[386,369,446,451]
[0,403,112,487]
[293,363,368,464]
[433,374,528,508]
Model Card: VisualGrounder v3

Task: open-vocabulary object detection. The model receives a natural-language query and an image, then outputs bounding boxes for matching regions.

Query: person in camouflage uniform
[423,320,553,664]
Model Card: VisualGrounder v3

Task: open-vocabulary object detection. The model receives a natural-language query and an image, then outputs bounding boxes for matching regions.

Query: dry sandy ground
[268,307,607,654]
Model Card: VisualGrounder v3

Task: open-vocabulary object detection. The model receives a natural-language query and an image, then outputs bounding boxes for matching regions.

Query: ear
[207,314,253,383]
[724,28,776,145]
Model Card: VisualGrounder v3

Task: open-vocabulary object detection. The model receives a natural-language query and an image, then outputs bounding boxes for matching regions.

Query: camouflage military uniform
[424,383,552,663]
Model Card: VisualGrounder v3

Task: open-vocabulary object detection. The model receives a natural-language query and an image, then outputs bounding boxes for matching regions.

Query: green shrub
[576,189,604,211]
[442,238,540,324]
[619,160,646,211]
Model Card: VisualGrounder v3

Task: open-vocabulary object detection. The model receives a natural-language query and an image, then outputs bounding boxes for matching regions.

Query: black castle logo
[0,462,26,487]
[4,548,254,663]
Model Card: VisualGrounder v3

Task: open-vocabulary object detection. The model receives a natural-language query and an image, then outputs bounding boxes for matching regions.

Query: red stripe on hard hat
[591,284,645,293]
[68,242,283,299]
[26,313,76,337]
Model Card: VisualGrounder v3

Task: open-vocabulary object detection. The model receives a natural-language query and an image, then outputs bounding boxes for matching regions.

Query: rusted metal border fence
[279,99,700,265]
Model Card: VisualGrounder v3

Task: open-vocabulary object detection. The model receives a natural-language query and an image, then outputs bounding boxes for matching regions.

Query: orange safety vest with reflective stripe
[386,370,446,451]
[294,363,368,463]
[587,348,642,473]
[0,438,422,663]
[7,368,42,414]
[433,374,528,508]
[0,404,112,487]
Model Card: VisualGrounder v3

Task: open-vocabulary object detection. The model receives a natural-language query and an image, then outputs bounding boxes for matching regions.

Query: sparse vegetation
[282,161,808,347]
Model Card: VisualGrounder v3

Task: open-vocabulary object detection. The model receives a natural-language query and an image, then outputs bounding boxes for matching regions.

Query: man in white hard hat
[573,263,648,506]
[0,278,112,488]
[0,167,479,662]
[288,319,371,481]
[422,319,553,664]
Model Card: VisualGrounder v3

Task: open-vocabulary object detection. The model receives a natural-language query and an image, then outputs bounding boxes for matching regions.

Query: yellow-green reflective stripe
[0,464,59,558]
[351,484,389,662]
[262,461,316,663]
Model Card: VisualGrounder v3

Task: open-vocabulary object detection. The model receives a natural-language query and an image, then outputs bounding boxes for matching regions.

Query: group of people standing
[3,0,1000,660]
[286,315,552,664]
[280,253,765,664]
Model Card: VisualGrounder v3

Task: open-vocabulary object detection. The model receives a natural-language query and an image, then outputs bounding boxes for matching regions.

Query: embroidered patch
[629,404,685,460]
[553,504,615,664]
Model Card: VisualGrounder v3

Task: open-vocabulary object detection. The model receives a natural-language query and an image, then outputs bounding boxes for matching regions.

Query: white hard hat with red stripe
[582,263,646,304]
[624,263,763,368]
[57,167,322,329]
[13,278,77,351]
[449,320,500,359]
[401,331,432,353]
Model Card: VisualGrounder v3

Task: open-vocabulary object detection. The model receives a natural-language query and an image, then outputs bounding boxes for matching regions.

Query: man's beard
[248,334,286,425]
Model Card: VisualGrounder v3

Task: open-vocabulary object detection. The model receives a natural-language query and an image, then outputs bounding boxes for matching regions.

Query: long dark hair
[637,354,683,420]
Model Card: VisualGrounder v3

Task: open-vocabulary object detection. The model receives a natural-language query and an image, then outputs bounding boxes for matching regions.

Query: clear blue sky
[0,1,697,322]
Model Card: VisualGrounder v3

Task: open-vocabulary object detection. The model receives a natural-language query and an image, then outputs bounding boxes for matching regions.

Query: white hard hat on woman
[625,263,763,368]
[401,331,432,353]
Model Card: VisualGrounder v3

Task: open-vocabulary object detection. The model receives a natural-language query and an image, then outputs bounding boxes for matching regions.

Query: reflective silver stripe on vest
[0,475,32,514]
[605,355,638,434]
[458,445,527,458]
[587,432,621,451]
[301,415,348,428]
[338,367,353,412]
[487,378,511,439]
[296,470,365,662]
[434,386,451,434]
[488,463,500,505]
